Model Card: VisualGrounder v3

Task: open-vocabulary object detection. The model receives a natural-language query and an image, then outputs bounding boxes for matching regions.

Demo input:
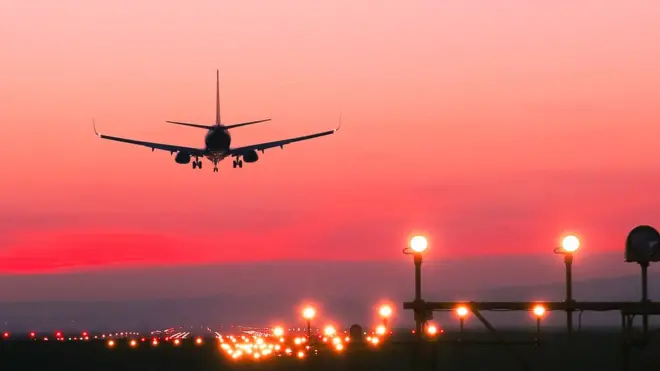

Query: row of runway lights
[2,301,550,345]
[105,331,388,361]
[1,302,395,343]
[419,304,548,337]
[1,331,140,342]
[103,305,398,362]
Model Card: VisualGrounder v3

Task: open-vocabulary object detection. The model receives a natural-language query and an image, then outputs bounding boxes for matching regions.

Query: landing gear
[192,160,202,169]
[213,159,219,173]
[232,159,243,168]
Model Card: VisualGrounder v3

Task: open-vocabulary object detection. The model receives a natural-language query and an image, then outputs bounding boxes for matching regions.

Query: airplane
[93,70,340,173]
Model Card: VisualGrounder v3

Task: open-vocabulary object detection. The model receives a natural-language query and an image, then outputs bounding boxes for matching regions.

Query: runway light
[107,340,115,348]
[379,304,393,318]
[174,339,180,346]
[30,332,36,338]
[130,339,137,347]
[297,350,305,359]
[375,325,387,336]
[323,325,336,337]
[410,235,428,253]
[456,306,469,318]
[335,343,344,351]
[533,305,546,318]
[273,326,284,337]
[196,337,203,345]
[562,235,580,253]
[426,324,438,336]
[302,306,316,320]
[3,332,9,338]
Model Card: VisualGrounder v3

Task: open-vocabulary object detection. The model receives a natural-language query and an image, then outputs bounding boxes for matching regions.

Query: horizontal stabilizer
[222,119,271,130]
[165,121,215,130]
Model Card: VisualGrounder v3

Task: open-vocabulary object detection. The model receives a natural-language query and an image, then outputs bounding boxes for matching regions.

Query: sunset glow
[1,0,660,283]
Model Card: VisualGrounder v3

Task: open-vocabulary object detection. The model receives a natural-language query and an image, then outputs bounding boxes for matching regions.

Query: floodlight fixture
[561,235,580,253]
[409,235,428,253]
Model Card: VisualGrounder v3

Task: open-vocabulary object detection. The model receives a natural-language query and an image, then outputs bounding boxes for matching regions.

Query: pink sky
[2,0,660,274]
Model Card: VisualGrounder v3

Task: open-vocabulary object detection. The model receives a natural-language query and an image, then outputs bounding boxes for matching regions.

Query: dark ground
[1,330,659,371]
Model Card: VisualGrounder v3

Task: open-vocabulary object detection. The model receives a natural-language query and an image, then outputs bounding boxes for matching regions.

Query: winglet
[334,111,342,132]
[92,118,101,137]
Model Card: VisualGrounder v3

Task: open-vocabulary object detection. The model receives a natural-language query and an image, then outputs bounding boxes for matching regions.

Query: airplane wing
[93,122,206,156]
[228,125,340,157]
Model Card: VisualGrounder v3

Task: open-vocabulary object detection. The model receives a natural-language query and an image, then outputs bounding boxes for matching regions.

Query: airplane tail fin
[215,70,221,126]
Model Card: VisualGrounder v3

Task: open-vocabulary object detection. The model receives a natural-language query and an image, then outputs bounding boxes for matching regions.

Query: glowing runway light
[130,340,138,347]
[196,337,203,345]
[323,325,336,337]
[273,326,284,337]
[456,306,469,318]
[426,324,438,336]
[379,305,393,318]
[297,350,305,359]
[533,305,546,317]
[375,325,387,336]
[107,340,115,348]
[302,306,316,320]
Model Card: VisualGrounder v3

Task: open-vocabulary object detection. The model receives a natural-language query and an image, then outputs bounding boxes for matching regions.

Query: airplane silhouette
[93,70,340,173]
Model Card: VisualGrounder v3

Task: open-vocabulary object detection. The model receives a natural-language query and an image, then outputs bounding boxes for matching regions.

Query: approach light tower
[554,234,580,337]
[403,235,429,336]
[302,306,316,341]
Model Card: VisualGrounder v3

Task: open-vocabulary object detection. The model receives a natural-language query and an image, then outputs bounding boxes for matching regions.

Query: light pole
[456,305,469,339]
[554,234,580,337]
[403,235,429,336]
[379,304,393,328]
[532,304,545,345]
[302,306,316,342]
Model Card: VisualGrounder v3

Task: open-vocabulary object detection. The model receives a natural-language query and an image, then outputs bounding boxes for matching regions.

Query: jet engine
[175,151,191,164]
[243,150,259,163]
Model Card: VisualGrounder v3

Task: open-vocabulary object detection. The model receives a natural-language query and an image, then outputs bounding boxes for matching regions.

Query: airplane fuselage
[204,125,231,152]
